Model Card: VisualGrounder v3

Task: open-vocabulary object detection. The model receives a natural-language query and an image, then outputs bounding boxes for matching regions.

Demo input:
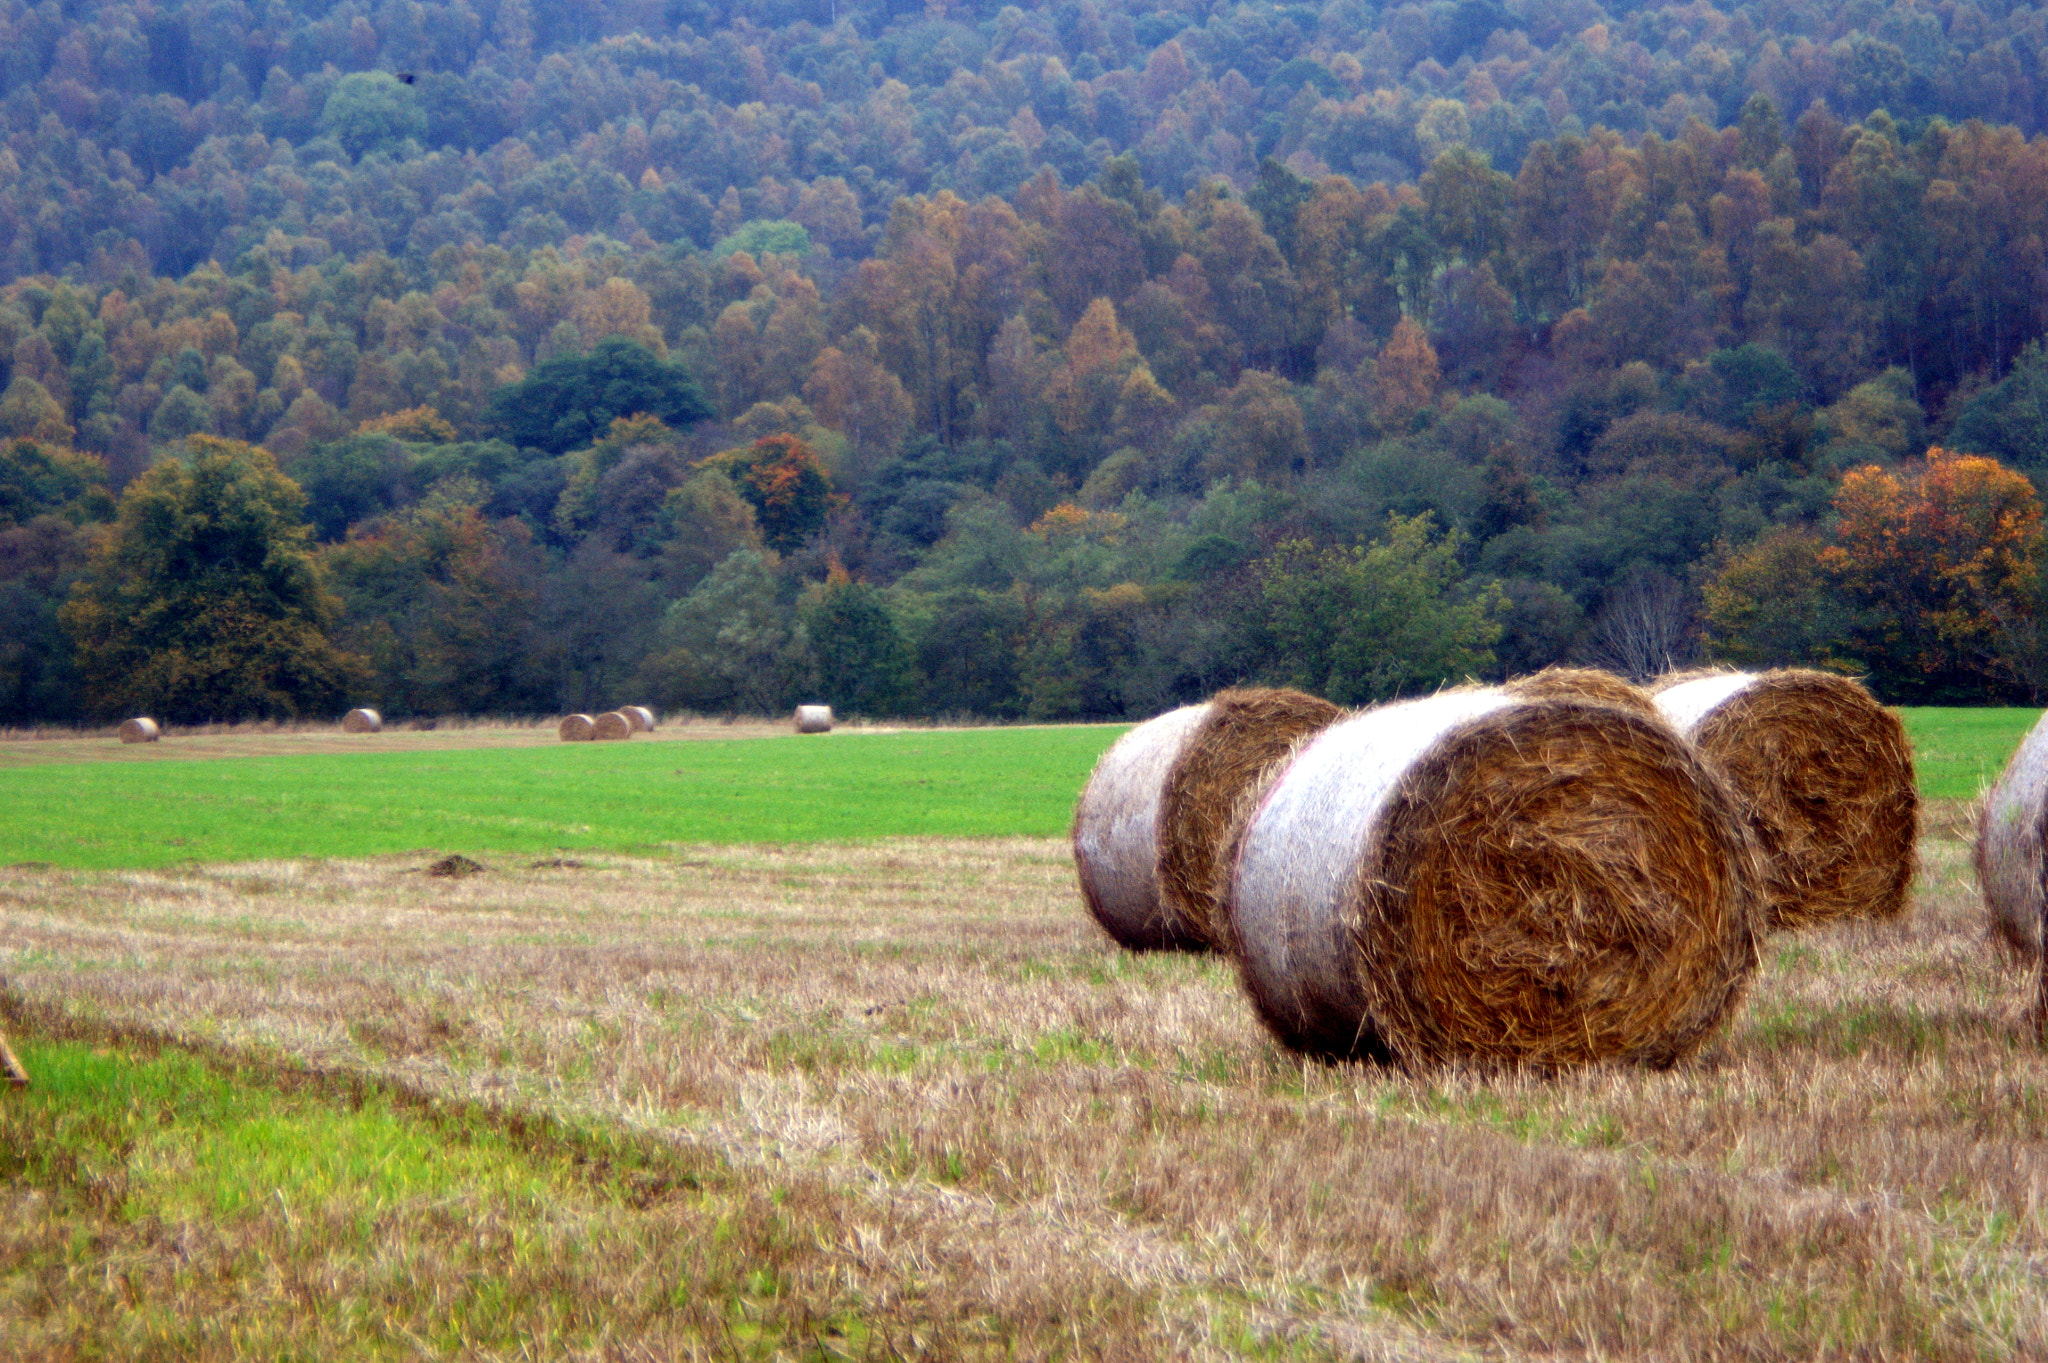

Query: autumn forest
[5,0,2048,723]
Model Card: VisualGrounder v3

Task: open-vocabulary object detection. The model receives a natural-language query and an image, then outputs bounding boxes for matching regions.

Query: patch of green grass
[1896,706,2041,801]
[0,725,1126,870]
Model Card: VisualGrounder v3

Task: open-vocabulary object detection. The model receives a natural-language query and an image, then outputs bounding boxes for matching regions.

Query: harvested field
[2,822,2046,1359]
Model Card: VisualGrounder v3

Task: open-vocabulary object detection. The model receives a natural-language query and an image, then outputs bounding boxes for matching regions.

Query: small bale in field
[794,705,834,734]
[117,717,159,744]
[0,1029,26,1088]
[1157,687,1344,954]
[341,707,382,733]
[623,705,657,732]
[1072,703,1214,951]
[1655,668,1916,931]
[1231,689,1762,1068]
[1976,708,2048,958]
[1505,666,1657,716]
[558,713,597,742]
[594,711,635,741]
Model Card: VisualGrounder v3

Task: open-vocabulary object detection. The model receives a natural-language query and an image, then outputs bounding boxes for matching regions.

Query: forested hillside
[6,0,2048,722]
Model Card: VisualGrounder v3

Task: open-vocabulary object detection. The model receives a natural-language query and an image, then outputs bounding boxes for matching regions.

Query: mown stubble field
[3,814,2047,1359]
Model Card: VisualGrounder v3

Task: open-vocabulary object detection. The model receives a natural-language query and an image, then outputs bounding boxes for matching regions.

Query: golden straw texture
[1656,669,1917,931]
[557,714,596,742]
[1157,687,1343,954]
[594,711,635,741]
[1505,666,1658,716]
[1231,690,1762,1068]
[341,708,382,733]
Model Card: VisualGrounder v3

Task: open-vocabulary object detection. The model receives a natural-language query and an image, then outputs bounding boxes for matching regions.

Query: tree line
[9,0,2048,720]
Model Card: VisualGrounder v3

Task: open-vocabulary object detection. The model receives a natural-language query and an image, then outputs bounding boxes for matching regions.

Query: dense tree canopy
[6,0,2048,719]
[59,437,361,720]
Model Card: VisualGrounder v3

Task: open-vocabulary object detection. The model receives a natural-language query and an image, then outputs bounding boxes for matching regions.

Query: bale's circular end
[1656,669,1917,931]
[1504,666,1657,716]
[1365,702,1761,1068]
[593,711,634,740]
[558,713,597,742]
[117,717,159,744]
[1233,692,1761,1069]
[794,705,833,734]
[341,707,382,733]
[1073,704,1213,951]
[624,705,657,732]
[1158,687,1344,954]
[1976,709,2048,958]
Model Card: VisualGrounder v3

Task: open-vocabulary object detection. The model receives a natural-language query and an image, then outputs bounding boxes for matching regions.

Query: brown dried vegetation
[1656,670,1919,931]
[0,829,2044,1358]
[1156,687,1343,955]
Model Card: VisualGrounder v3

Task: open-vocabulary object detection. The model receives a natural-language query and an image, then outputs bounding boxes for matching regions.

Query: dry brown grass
[2,826,2045,1358]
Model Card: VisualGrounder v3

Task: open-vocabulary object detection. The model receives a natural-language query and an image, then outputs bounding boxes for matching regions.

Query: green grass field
[0,726,1126,870]
[0,708,2038,872]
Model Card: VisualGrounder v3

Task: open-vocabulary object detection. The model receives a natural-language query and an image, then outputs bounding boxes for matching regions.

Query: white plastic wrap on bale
[794,705,834,733]
[1232,689,1513,1054]
[1979,710,2048,957]
[1071,703,1213,950]
[1654,672,1756,736]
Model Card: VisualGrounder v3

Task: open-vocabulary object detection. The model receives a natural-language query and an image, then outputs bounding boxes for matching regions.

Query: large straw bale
[558,713,597,742]
[795,705,834,734]
[0,1028,26,1088]
[624,705,657,732]
[1157,687,1344,954]
[1505,666,1657,716]
[594,710,635,740]
[1655,668,1916,931]
[117,717,159,744]
[1072,703,1213,951]
[341,707,382,733]
[1976,709,2048,957]
[1232,689,1761,1068]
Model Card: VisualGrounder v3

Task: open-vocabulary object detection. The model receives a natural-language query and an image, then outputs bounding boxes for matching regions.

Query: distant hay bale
[341,708,382,733]
[0,1028,26,1088]
[117,717,159,744]
[1505,666,1657,716]
[794,705,834,734]
[558,713,597,742]
[1072,703,1214,951]
[1976,709,2048,958]
[1654,669,1917,931]
[624,705,657,732]
[594,710,635,740]
[1157,687,1344,954]
[1231,690,1762,1068]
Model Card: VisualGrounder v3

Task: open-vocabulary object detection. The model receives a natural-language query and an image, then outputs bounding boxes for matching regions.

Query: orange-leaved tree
[1820,446,2044,699]
[696,434,838,553]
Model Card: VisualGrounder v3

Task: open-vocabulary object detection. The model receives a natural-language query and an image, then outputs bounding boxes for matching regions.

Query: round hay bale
[341,707,382,733]
[0,1028,26,1088]
[1505,666,1657,716]
[117,717,160,744]
[794,705,834,734]
[1975,709,2048,958]
[1231,690,1762,1068]
[1072,703,1214,951]
[593,710,635,740]
[1157,687,1345,954]
[1654,668,1917,931]
[624,705,657,732]
[558,713,597,742]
